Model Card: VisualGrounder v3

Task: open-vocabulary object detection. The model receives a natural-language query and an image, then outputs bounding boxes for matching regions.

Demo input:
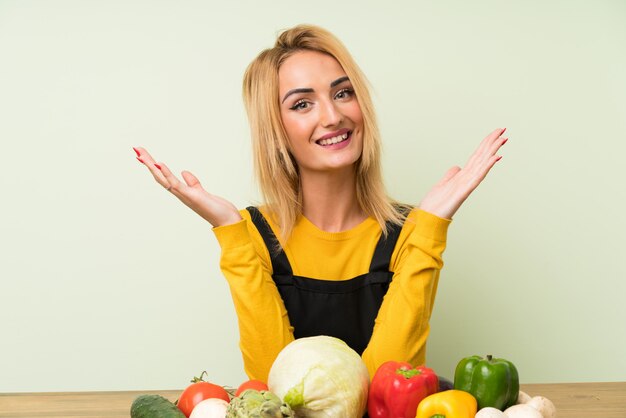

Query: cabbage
[267,336,369,418]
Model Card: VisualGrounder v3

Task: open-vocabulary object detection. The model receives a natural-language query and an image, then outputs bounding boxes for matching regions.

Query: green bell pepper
[453,354,519,410]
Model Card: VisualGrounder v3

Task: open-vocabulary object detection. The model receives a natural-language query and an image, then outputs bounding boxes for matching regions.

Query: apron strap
[247,205,412,275]
[246,206,293,275]
[368,206,413,273]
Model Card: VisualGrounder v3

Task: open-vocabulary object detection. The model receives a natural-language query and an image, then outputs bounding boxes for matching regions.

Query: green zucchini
[130,394,186,418]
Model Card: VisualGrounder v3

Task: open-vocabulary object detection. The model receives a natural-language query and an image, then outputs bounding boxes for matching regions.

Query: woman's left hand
[418,128,508,219]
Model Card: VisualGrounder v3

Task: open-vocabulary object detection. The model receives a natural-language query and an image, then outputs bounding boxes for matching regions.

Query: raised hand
[133,147,242,227]
[418,128,508,220]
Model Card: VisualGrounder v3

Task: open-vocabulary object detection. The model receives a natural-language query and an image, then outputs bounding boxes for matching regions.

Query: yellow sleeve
[361,209,451,378]
[212,213,294,382]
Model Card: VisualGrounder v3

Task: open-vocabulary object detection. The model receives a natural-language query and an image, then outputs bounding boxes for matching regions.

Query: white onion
[189,398,229,418]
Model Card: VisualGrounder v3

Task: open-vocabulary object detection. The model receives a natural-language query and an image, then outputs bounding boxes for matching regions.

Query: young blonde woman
[134,25,507,382]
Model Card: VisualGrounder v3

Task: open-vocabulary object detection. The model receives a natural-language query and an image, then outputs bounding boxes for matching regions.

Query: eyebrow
[330,76,350,88]
[281,76,351,104]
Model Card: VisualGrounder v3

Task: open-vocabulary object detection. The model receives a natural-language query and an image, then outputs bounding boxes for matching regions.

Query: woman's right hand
[133,147,242,228]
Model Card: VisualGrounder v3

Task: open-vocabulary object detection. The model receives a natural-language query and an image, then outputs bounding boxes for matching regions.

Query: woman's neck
[300,167,367,232]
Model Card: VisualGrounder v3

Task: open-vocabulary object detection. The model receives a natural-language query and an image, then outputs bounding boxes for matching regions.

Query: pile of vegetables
[130,338,556,418]
[366,355,556,418]
[422,354,557,418]
[130,369,280,418]
[130,336,368,418]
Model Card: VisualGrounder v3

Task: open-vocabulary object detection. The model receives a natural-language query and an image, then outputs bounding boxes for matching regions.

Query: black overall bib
[246,206,406,355]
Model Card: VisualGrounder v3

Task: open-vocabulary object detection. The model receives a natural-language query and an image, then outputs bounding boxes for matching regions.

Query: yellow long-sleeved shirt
[213,207,450,382]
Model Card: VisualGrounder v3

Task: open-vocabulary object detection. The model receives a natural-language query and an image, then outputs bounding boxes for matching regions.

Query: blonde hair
[242,24,408,243]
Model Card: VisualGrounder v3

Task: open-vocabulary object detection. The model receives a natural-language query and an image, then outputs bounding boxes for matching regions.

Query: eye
[334,88,354,100]
[290,99,310,111]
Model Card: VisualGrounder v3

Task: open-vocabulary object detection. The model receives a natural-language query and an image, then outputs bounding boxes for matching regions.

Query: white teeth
[318,133,349,146]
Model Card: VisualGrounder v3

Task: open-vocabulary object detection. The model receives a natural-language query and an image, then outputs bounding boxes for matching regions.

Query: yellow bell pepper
[415,390,477,418]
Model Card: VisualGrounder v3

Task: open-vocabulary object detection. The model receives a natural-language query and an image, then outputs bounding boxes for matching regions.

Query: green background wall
[1,0,624,391]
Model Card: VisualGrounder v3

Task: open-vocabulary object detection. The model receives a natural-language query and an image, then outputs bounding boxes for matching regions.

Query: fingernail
[501,127,507,134]
[154,163,162,170]
[133,147,141,157]
[496,156,503,162]
[502,138,508,145]
[136,156,144,164]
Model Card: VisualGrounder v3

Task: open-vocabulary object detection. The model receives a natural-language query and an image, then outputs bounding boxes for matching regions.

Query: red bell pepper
[368,361,439,418]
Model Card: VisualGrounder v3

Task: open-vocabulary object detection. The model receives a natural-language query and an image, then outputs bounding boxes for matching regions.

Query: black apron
[246,206,406,355]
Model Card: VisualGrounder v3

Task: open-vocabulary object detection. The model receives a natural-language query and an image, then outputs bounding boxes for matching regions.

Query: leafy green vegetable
[268,336,369,417]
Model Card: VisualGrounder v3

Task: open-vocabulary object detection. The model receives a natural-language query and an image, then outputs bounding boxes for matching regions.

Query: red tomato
[177,381,230,417]
[235,379,269,397]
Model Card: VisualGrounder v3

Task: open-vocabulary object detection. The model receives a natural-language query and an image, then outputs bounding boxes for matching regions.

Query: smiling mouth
[316,131,351,146]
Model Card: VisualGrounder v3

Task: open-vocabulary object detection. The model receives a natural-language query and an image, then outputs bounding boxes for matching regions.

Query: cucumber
[130,394,186,418]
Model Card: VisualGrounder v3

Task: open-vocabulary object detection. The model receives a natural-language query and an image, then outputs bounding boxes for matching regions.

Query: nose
[319,99,342,128]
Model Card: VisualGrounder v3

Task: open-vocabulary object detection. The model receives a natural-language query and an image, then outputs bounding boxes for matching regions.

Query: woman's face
[278,50,364,176]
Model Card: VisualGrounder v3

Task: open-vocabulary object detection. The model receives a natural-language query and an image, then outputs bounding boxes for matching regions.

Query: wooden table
[0,382,624,417]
